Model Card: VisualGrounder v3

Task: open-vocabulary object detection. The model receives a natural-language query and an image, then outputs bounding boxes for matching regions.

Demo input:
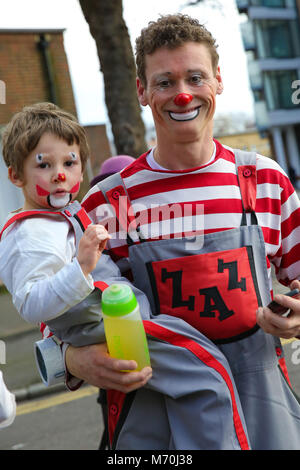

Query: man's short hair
[2,102,90,178]
[135,14,219,85]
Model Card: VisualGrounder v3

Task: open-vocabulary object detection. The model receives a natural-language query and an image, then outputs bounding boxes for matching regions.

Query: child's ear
[8,167,24,188]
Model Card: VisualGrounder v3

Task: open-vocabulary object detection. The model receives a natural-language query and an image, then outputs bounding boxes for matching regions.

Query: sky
[0,0,254,135]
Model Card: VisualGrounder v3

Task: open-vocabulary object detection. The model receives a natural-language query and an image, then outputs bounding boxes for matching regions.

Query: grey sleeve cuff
[34,337,83,391]
[34,337,66,387]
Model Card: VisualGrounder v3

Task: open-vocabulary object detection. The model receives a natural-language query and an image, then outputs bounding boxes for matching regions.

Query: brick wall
[0,29,113,202]
[0,29,77,124]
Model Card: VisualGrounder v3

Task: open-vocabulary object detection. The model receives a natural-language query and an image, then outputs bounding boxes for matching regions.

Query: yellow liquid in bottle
[103,314,151,371]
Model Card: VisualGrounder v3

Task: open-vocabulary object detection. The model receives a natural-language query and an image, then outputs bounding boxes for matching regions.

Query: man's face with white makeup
[9,132,83,210]
[137,42,223,144]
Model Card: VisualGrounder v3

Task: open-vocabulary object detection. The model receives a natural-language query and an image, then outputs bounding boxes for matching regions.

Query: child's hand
[77,224,110,277]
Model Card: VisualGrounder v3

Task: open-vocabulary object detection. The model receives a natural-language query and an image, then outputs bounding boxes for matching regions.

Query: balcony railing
[236,0,296,11]
[269,108,300,126]
[258,57,300,71]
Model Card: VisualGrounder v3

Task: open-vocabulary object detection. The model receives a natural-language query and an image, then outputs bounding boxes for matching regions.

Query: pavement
[0,288,66,401]
[1,266,300,403]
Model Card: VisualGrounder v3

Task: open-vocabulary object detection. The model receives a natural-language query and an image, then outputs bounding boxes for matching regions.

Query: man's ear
[136,77,148,106]
[8,167,24,188]
[215,66,224,95]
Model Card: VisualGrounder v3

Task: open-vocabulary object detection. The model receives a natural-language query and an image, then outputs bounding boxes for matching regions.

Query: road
[0,386,104,450]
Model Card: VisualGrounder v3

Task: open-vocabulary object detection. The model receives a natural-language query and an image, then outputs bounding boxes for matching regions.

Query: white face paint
[36,153,44,164]
[48,193,72,208]
[69,152,78,161]
[169,108,200,121]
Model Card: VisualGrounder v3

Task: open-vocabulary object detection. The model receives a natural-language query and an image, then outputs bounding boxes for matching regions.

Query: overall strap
[61,202,93,252]
[0,201,92,248]
[234,149,258,226]
[97,173,144,245]
[0,209,67,241]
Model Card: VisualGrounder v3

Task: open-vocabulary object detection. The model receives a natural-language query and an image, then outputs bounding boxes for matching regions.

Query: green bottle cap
[101,284,137,317]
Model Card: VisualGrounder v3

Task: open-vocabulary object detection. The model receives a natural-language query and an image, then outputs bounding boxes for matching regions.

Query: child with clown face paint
[0,103,152,391]
[0,102,111,321]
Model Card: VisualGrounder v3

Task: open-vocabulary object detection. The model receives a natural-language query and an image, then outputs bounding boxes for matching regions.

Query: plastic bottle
[101,284,151,371]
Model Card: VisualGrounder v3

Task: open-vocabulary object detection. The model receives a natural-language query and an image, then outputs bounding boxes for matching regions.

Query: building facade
[0,29,77,123]
[236,0,300,188]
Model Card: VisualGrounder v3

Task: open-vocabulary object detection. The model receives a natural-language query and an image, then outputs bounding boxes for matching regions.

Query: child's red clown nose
[174,93,193,106]
[58,173,66,182]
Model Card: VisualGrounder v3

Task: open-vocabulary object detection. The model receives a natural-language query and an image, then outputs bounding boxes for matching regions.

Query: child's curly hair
[2,102,90,178]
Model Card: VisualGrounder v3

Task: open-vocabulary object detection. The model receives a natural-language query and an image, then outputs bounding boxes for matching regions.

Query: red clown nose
[174,93,193,106]
[58,173,66,182]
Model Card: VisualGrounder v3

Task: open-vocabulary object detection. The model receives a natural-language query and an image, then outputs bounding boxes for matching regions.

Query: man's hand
[256,280,300,339]
[65,342,152,393]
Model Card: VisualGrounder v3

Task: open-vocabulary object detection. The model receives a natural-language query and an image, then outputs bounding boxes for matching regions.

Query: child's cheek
[35,177,50,196]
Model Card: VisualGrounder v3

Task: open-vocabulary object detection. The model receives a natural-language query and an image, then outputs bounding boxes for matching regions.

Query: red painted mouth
[53,189,67,196]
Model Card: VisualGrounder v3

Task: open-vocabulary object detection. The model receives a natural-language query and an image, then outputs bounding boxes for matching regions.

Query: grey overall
[97,149,300,450]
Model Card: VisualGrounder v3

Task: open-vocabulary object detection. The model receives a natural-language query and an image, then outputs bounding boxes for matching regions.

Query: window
[261,0,285,6]
[251,0,295,6]
[256,20,300,58]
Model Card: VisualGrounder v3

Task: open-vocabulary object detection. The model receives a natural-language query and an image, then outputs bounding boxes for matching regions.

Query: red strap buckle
[238,165,257,213]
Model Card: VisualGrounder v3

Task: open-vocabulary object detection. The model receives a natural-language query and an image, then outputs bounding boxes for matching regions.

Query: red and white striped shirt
[82,140,300,291]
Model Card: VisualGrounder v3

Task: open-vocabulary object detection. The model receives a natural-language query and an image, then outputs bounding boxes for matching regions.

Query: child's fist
[77,224,110,276]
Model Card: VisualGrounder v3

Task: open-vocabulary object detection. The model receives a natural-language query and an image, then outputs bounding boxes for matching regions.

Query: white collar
[146,141,216,171]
